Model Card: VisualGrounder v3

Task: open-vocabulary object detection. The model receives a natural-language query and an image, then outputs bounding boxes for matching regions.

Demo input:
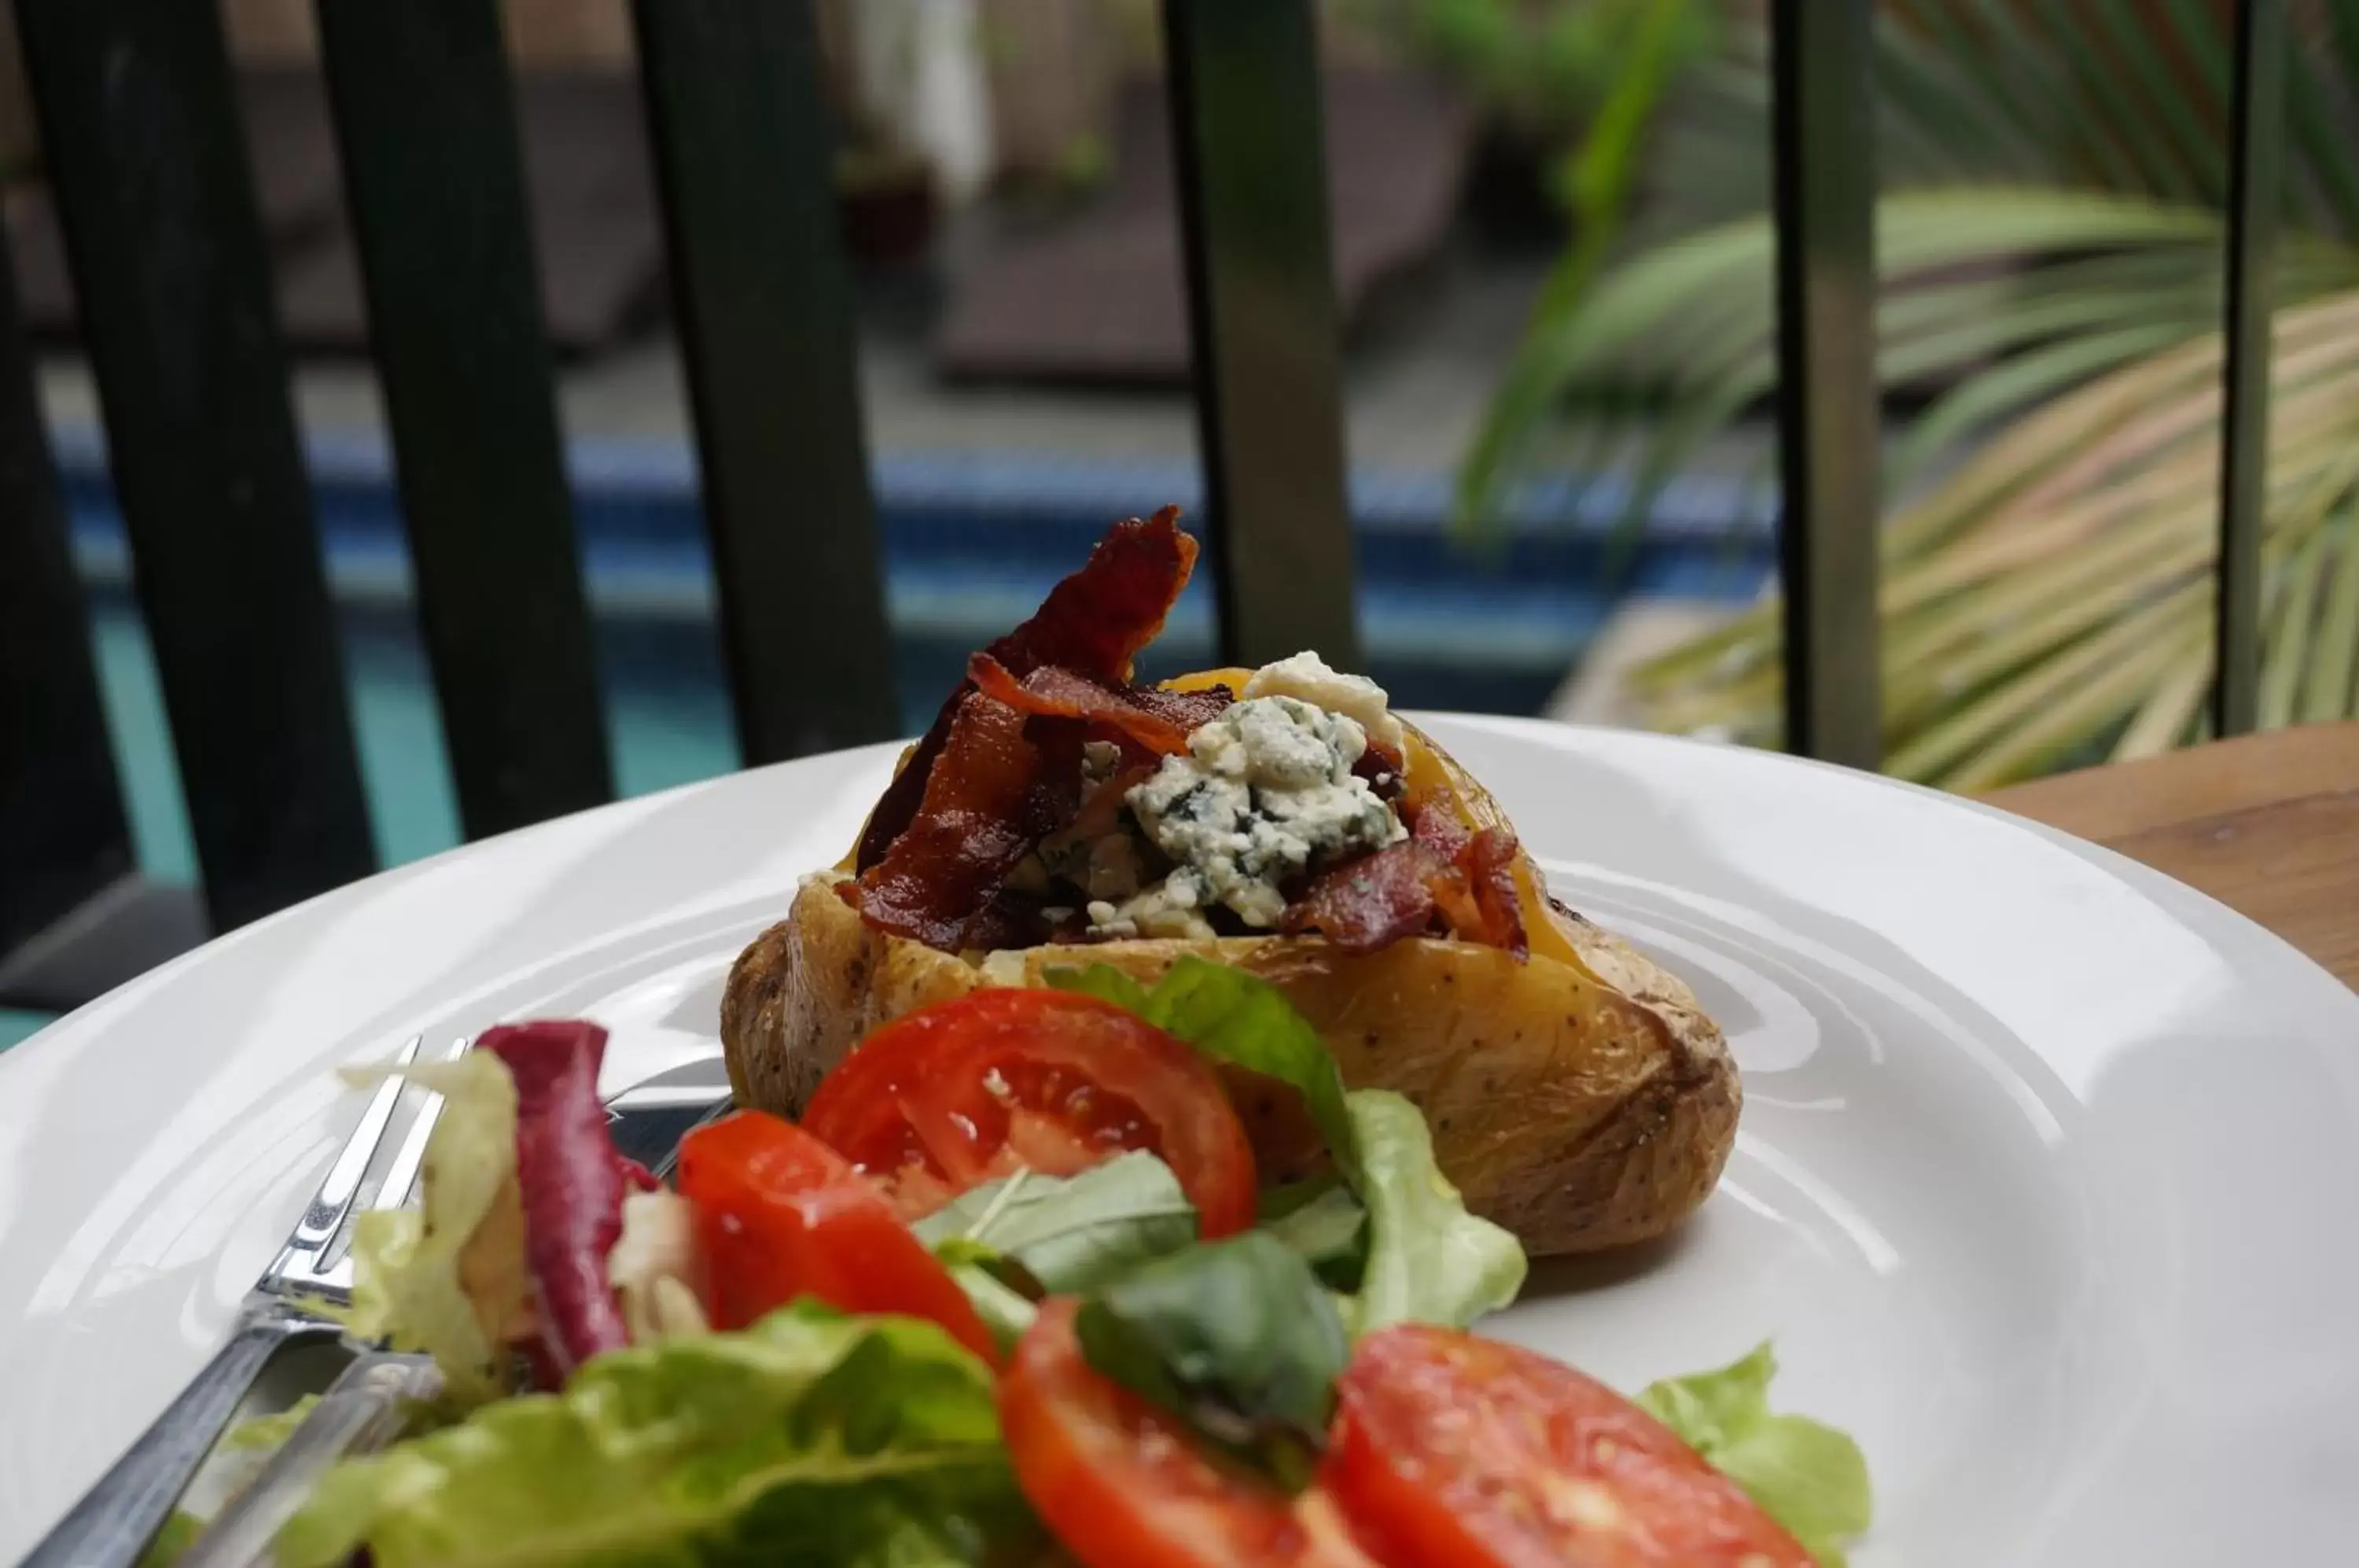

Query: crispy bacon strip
[852,693,1084,950]
[1412,789,1525,955]
[1285,838,1442,953]
[1409,791,1467,857]
[1051,756,1161,851]
[1465,828,1527,955]
[856,509,1197,870]
[1353,738,1407,802]
[1285,790,1528,958]
[968,653,1230,757]
[1425,826,1527,958]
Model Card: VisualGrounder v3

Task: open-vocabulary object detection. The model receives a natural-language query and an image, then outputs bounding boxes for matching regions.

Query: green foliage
[1464,1,2359,787]
[1638,1344,1871,1567]
[1350,0,1718,142]
[1074,1233,1349,1491]
[914,1152,1199,1297]
[275,1304,1031,1568]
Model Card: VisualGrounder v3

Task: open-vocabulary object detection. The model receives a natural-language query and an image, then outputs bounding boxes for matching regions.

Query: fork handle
[175,1353,440,1568]
[22,1312,328,1568]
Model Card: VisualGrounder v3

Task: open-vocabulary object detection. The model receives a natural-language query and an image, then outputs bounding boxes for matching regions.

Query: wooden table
[1985,721,2359,990]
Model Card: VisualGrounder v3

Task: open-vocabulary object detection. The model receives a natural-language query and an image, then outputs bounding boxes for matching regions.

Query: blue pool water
[0,431,1772,1051]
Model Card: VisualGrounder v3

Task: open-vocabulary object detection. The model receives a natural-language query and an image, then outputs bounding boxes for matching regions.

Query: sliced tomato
[800,989,1257,1236]
[673,1110,995,1362]
[1322,1325,1814,1568]
[999,1297,1380,1568]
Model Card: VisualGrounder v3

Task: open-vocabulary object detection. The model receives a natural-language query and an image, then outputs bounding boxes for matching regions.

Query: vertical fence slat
[17,0,375,929]
[1770,0,1881,767]
[316,0,615,836]
[1162,0,1360,671]
[631,0,898,761]
[2215,0,2286,737]
[0,231,133,955]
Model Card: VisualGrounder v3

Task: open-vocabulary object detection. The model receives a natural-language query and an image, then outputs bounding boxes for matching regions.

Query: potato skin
[722,719,1738,1257]
[723,878,1736,1257]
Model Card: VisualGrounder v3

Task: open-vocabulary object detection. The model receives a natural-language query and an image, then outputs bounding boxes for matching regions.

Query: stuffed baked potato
[721,512,1738,1257]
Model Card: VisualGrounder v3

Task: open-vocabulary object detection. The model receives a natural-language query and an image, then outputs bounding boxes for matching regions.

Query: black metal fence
[0,0,2287,1010]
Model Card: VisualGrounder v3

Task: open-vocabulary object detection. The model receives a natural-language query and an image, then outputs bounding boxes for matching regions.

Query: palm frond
[2303,502,2359,723]
[1457,185,2339,532]
[1622,290,2359,790]
[1459,0,2359,787]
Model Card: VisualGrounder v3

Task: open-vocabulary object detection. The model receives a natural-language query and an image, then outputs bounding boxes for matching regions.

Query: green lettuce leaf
[138,1511,204,1568]
[134,1396,334,1566]
[1636,1343,1872,1566]
[1344,1091,1526,1334]
[940,1256,1040,1353]
[274,1301,1033,1568]
[1044,965,1526,1331]
[1256,1180,1367,1278]
[1074,1232,1347,1491]
[1042,964,1154,1015]
[1046,959,1360,1185]
[222,1395,321,1453]
[912,1151,1198,1294]
[338,1054,530,1407]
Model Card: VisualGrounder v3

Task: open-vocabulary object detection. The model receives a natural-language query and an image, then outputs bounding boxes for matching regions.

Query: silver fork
[164,1060,738,1568]
[24,1033,469,1568]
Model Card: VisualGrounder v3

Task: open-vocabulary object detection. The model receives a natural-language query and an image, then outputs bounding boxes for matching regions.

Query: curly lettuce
[274,1302,1032,1568]
[338,1054,529,1407]
[1638,1343,1873,1566]
[1341,1090,1525,1334]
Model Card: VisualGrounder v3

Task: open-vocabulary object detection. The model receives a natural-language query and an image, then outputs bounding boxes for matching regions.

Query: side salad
[190,962,1870,1567]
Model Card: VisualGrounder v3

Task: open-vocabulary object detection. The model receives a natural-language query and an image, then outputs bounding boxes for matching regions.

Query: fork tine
[651,1094,734,1183]
[376,1035,472,1215]
[278,1035,421,1261]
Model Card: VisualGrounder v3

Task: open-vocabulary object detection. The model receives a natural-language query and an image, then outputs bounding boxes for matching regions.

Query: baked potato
[723,709,1738,1257]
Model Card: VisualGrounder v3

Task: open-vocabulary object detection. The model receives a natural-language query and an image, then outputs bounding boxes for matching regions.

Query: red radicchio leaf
[856,508,1197,870]
[479,1020,634,1379]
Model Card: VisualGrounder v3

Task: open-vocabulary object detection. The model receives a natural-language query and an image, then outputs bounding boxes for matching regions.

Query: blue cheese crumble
[1242,650,1406,753]
[1088,684,1404,939]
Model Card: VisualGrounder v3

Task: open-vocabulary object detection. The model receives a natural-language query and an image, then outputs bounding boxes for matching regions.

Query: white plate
[3,717,2357,1566]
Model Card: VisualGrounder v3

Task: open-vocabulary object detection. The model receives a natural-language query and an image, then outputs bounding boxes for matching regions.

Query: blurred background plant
[1460,0,2359,790]
[1349,0,1721,243]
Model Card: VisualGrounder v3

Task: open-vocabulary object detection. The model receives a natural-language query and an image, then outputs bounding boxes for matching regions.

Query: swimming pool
[5,430,1771,1046]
